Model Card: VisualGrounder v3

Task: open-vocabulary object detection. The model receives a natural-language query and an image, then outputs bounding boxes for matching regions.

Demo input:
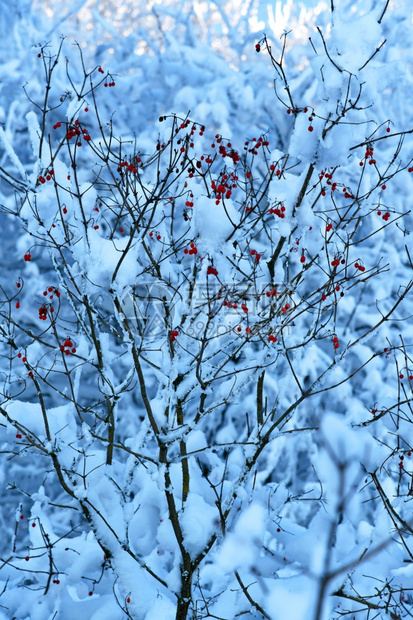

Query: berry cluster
[223,300,239,309]
[170,330,179,342]
[38,169,54,184]
[184,243,198,255]
[211,135,240,165]
[184,194,194,209]
[244,135,269,156]
[65,119,91,144]
[269,164,281,176]
[269,204,286,218]
[117,159,141,174]
[377,210,391,221]
[320,170,337,195]
[38,306,50,320]
[211,171,238,204]
[42,286,60,300]
[60,339,76,355]
[354,262,366,272]
[207,266,218,276]
[286,106,309,115]
[149,231,162,240]
[365,146,376,165]
[236,325,251,334]
[250,249,261,261]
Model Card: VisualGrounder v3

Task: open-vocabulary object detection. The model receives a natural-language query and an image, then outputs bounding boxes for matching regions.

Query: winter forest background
[1,1,413,619]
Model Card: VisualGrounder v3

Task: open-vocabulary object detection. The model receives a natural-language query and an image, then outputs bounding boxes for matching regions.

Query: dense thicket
[1,2,413,619]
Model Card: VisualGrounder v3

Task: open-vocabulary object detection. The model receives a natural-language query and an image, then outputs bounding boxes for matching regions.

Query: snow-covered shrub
[1,2,413,619]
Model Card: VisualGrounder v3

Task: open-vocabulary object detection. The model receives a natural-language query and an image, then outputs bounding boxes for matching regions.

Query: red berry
[300,255,306,263]
[308,126,314,132]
